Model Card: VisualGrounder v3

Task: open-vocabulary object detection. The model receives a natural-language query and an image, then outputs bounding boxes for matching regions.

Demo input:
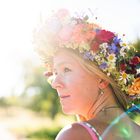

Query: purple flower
[99,62,108,70]
[95,28,101,33]
[83,51,94,61]
[108,43,119,54]
[113,36,121,45]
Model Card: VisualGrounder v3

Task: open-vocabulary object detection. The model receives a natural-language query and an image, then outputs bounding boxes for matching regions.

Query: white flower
[137,68,140,75]
[107,73,111,76]
[119,72,127,84]
[107,54,117,62]
[100,43,108,49]
[120,46,127,57]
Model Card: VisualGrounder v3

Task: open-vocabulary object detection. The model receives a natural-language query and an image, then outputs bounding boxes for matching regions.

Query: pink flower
[85,31,96,41]
[96,30,115,43]
[71,24,96,43]
[71,24,85,43]
[56,9,70,19]
[58,26,73,42]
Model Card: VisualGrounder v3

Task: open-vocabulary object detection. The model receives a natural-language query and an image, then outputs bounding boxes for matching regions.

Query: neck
[81,86,123,122]
[94,105,123,124]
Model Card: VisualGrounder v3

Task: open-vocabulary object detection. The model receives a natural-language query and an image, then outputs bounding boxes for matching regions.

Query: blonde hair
[65,48,129,111]
[37,46,129,111]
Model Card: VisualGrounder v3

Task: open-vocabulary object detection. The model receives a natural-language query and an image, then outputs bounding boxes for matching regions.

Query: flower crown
[34,9,140,105]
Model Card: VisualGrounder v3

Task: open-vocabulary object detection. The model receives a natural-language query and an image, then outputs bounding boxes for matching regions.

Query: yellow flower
[128,77,140,95]
[122,43,126,46]
[122,72,127,79]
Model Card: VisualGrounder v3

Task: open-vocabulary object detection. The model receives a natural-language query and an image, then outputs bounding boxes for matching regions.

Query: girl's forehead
[52,50,84,69]
[53,50,77,63]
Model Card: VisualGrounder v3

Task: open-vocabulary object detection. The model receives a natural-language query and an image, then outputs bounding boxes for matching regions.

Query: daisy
[119,72,128,84]
[107,53,117,62]
[137,68,140,75]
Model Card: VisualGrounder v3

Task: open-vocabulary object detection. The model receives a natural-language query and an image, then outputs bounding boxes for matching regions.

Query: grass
[26,127,61,140]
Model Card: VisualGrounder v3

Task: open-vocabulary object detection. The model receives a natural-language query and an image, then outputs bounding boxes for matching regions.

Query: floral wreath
[34,9,140,107]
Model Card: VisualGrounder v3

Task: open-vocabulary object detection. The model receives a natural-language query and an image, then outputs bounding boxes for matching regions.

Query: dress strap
[78,122,102,140]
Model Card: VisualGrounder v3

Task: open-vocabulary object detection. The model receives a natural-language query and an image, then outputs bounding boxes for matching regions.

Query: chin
[62,107,75,115]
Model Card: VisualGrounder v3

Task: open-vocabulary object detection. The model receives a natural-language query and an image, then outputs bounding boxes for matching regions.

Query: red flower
[129,56,140,66]
[90,41,100,52]
[120,63,127,71]
[126,67,137,74]
[96,30,115,43]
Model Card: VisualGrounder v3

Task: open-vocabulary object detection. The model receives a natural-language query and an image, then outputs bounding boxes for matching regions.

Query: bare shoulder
[55,123,92,140]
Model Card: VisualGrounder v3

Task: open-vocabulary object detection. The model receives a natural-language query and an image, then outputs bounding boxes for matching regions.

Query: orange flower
[128,77,140,95]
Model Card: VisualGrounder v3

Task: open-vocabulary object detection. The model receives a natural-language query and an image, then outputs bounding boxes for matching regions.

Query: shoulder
[55,123,93,140]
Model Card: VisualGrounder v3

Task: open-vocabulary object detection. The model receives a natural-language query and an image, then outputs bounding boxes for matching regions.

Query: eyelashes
[45,67,72,85]
[53,67,72,76]
[64,67,71,72]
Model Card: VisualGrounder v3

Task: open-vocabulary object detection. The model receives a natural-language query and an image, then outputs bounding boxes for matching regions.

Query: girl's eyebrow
[53,61,72,70]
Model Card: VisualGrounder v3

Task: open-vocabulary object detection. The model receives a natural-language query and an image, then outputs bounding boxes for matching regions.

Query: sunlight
[0,0,140,96]
[0,0,40,96]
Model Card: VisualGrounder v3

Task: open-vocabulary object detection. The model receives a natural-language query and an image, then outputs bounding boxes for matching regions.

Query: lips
[59,95,70,99]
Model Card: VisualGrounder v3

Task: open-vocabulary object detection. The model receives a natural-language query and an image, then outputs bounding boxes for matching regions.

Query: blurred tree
[133,38,140,53]
[21,60,60,119]
[0,97,9,107]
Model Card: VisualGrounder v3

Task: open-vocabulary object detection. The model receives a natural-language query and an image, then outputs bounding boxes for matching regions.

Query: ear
[98,79,109,89]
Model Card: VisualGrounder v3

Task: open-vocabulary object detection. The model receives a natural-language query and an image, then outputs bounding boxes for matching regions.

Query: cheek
[67,75,90,97]
[64,74,83,95]
[64,71,98,98]
[73,74,99,100]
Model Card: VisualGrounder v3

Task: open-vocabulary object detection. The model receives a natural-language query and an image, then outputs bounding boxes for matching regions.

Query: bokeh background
[0,0,140,139]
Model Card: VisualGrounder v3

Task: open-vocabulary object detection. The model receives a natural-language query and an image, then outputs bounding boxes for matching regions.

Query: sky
[0,0,140,96]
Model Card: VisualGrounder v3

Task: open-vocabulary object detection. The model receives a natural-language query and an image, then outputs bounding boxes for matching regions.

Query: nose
[51,75,64,90]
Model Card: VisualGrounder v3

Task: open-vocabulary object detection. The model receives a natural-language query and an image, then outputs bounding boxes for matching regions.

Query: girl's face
[51,50,100,116]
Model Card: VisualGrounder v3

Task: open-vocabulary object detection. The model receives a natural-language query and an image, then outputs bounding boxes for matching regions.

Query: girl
[34,9,140,140]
